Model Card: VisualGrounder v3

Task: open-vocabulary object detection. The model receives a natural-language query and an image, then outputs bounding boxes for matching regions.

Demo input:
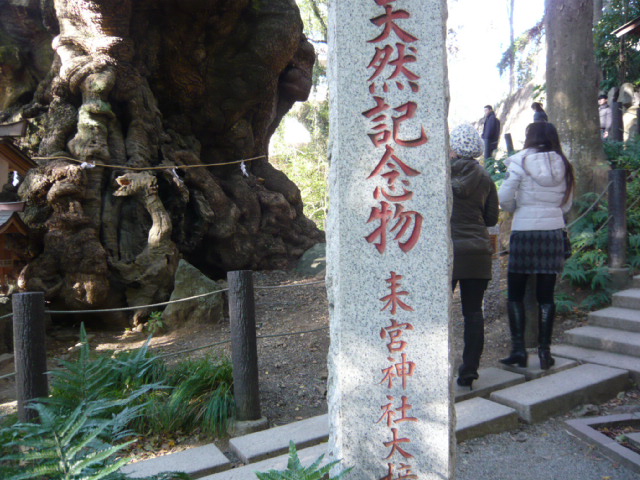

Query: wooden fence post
[608,169,629,290]
[504,133,515,155]
[227,270,261,421]
[12,292,48,422]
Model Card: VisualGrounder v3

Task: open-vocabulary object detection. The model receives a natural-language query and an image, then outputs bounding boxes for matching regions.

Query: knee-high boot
[538,303,556,370]
[499,301,528,367]
[458,311,484,386]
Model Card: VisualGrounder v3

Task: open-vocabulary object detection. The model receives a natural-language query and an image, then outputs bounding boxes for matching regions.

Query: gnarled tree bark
[0,0,323,319]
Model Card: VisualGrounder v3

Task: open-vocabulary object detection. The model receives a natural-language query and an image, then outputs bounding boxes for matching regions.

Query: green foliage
[1,401,134,480]
[484,155,507,186]
[0,324,232,479]
[142,355,235,436]
[594,0,640,89]
[145,311,166,335]
[255,441,351,480]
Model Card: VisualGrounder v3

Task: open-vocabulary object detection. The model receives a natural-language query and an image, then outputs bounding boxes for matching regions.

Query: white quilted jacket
[498,149,572,231]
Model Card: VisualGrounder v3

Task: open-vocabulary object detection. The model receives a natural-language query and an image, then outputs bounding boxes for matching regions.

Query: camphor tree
[0,0,323,320]
[545,0,610,198]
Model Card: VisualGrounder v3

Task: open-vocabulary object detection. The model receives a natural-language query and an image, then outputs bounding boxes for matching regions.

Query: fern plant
[255,441,351,480]
[0,400,135,480]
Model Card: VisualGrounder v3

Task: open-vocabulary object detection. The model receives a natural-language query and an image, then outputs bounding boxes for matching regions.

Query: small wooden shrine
[0,121,35,288]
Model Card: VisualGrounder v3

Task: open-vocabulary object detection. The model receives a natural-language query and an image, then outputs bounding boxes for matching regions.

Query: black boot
[538,303,556,370]
[457,311,484,388]
[499,301,528,367]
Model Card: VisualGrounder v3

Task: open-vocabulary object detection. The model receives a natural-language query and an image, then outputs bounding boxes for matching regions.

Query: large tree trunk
[545,0,609,198]
[0,0,323,318]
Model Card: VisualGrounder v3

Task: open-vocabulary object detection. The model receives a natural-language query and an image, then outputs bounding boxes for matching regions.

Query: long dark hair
[523,122,575,206]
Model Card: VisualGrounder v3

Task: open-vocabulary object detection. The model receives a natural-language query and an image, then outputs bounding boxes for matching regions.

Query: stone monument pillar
[326,1,452,479]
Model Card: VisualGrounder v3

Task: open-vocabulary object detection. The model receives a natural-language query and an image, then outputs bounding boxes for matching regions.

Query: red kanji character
[390,204,423,252]
[368,145,421,181]
[377,395,418,426]
[380,353,415,389]
[380,318,414,353]
[393,102,428,147]
[380,272,413,314]
[366,202,423,254]
[369,5,418,44]
[368,44,419,84]
[383,428,414,460]
[380,463,418,480]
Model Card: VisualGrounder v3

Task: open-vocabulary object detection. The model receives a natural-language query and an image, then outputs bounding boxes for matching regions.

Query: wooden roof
[0,211,27,235]
[0,138,37,175]
[613,16,640,38]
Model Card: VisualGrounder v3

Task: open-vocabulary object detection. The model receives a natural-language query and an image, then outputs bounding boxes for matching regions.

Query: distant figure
[481,105,501,159]
[449,123,499,388]
[598,94,611,139]
[531,102,548,122]
[498,122,575,370]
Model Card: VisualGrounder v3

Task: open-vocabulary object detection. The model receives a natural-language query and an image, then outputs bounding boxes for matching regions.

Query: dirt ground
[0,257,611,458]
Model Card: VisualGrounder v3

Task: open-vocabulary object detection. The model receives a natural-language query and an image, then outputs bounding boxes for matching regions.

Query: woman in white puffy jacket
[498,122,575,370]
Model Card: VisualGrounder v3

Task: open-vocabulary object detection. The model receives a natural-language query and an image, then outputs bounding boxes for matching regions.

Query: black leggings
[507,272,556,304]
[452,279,489,316]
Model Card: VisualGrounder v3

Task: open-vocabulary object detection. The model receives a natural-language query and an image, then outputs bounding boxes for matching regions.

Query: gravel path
[457,419,638,480]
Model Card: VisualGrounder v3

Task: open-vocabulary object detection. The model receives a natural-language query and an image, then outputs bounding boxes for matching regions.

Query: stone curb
[565,414,640,475]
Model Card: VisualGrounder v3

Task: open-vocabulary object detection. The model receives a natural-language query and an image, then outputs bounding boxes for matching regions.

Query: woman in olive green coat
[450,123,499,388]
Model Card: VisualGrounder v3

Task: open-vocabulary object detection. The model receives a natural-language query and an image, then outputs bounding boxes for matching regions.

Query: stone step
[454,367,525,403]
[564,325,640,357]
[455,397,518,443]
[589,306,640,333]
[612,289,640,310]
[200,443,328,480]
[489,363,629,424]
[121,443,231,479]
[553,344,640,383]
[496,355,578,380]
[229,414,329,464]
[633,275,640,288]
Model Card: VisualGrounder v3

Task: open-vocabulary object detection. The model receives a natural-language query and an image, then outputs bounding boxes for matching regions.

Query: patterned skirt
[508,229,565,274]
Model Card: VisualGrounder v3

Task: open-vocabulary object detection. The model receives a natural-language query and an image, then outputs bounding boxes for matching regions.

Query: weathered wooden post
[227,270,267,433]
[327,0,452,478]
[608,169,629,290]
[610,99,624,142]
[504,133,515,155]
[12,292,48,422]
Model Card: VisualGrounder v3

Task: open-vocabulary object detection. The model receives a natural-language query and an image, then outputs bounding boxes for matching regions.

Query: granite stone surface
[327,1,451,478]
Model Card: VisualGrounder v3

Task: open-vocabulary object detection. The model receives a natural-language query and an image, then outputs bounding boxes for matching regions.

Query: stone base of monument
[496,354,579,380]
[227,416,269,438]
[489,364,629,424]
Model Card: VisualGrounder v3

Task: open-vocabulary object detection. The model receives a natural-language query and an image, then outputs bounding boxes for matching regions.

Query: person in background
[449,123,499,388]
[598,94,612,139]
[481,105,501,159]
[531,102,548,122]
[498,122,575,370]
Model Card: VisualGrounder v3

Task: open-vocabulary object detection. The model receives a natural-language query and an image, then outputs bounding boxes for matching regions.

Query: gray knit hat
[450,123,483,159]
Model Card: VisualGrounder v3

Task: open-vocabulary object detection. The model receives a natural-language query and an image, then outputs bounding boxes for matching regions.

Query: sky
[448,0,546,124]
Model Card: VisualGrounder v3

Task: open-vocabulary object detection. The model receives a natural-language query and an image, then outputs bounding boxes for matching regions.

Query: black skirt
[508,229,565,274]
